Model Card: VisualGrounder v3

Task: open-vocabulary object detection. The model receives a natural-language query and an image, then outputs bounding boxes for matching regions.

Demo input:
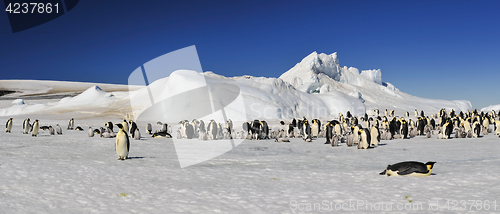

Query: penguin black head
[116,124,124,129]
[425,162,436,169]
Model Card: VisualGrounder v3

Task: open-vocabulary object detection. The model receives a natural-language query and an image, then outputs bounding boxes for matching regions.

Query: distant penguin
[466,130,473,138]
[75,126,84,131]
[198,130,207,140]
[105,122,114,132]
[443,122,453,139]
[380,161,436,177]
[49,126,55,135]
[370,126,380,146]
[472,121,481,138]
[374,109,379,117]
[185,122,194,139]
[207,120,218,140]
[346,133,354,147]
[311,119,320,138]
[56,124,62,135]
[152,131,172,138]
[331,135,339,147]
[128,120,138,138]
[134,129,141,140]
[94,128,100,135]
[495,120,500,135]
[100,127,113,138]
[88,127,94,137]
[5,118,13,133]
[358,128,371,149]
[31,119,40,137]
[302,120,311,140]
[260,121,270,139]
[115,124,130,160]
[23,118,31,134]
[67,118,74,130]
[122,120,129,134]
[275,138,290,143]
[352,125,361,145]
[414,109,418,118]
[324,122,334,144]
[400,120,409,139]
[146,123,152,135]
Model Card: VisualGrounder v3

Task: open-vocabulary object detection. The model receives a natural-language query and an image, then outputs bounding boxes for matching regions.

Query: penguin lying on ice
[380,161,436,177]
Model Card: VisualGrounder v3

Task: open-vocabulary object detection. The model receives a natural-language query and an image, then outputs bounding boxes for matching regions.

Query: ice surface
[0,118,499,213]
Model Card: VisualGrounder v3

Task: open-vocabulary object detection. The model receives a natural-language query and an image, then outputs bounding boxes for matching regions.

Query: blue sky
[0,0,499,108]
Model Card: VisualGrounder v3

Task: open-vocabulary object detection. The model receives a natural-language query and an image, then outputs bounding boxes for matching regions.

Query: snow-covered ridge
[0,52,473,119]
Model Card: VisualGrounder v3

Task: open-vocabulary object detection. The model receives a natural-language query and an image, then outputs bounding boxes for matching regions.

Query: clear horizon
[1,0,499,109]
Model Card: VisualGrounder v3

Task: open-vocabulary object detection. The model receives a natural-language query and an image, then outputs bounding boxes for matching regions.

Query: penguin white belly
[31,123,39,136]
[116,134,129,159]
[386,169,431,177]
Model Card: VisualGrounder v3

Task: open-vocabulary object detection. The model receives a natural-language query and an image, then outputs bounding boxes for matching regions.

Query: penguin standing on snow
[128,120,138,138]
[380,161,436,177]
[23,118,31,134]
[31,119,40,137]
[358,128,371,149]
[105,122,114,133]
[49,126,55,135]
[472,121,481,138]
[5,118,13,133]
[146,123,152,135]
[495,120,500,135]
[115,124,130,160]
[88,127,94,137]
[56,124,63,135]
[67,118,75,130]
[370,125,380,146]
[311,119,320,138]
[324,121,334,144]
[207,120,218,140]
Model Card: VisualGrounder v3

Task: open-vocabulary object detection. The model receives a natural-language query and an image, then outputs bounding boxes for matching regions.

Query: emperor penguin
[185,122,195,139]
[494,120,500,135]
[374,109,379,117]
[31,119,40,137]
[23,118,31,134]
[146,123,152,135]
[472,121,481,138]
[49,126,55,135]
[67,118,74,130]
[115,124,130,160]
[134,128,141,140]
[405,111,409,118]
[400,120,409,139]
[370,126,380,146]
[207,120,218,140]
[226,119,234,136]
[122,120,129,134]
[384,109,388,117]
[352,125,361,145]
[324,121,334,144]
[311,119,320,138]
[88,127,94,137]
[379,161,436,177]
[414,109,418,118]
[358,128,371,149]
[442,121,453,139]
[105,122,114,133]
[260,121,269,139]
[5,118,13,133]
[128,120,138,138]
[55,124,63,135]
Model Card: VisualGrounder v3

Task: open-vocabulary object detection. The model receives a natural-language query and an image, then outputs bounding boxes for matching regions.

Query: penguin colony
[4,108,499,161]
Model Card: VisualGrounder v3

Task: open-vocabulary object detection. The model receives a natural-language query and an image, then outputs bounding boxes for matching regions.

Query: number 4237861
[5,3,59,14]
